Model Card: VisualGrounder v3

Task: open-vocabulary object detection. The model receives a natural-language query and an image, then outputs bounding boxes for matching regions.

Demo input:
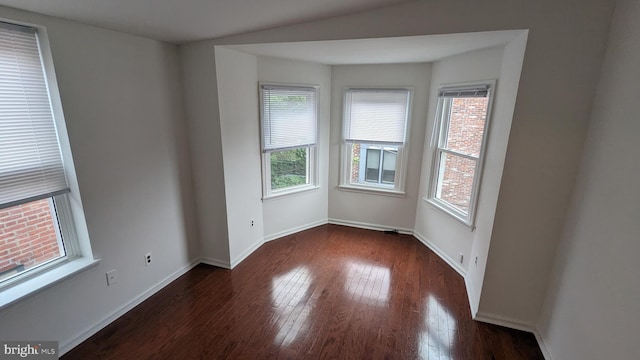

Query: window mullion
[438,148,479,161]
[428,81,494,228]
[378,149,384,183]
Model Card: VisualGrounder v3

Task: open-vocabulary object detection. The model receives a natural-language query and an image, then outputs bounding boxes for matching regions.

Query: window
[341,88,411,194]
[260,84,319,198]
[0,21,94,299]
[427,82,495,227]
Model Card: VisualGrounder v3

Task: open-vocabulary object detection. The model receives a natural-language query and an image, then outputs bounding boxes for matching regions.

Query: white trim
[339,87,413,194]
[260,82,320,199]
[474,311,535,332]
[427,80,496,229]
[229,239,264,269]
[263,218,328,242]
[533,329,554,360]
[412,230,466,277]
[198,257,231,269]
[464,275,479,317]
[424,197,476,230]
[473,310,551,358]
[327,218,412,234]
[0,257,100,309]
[337,184,406,198]
[59,259,200,356]
[262,184,319,201]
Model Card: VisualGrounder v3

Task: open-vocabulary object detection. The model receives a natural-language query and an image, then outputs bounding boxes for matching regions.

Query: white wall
[257,56,331,240]
[181,50,332,263]
[0,5,198,354]
[537,1,640,359]
[180,41,230,265]
[467,34,528,317]
[209,0,612,327]
[328,63,431,230]
[414,46,504,277]
[214,47,265,266]
[0,0,616,355]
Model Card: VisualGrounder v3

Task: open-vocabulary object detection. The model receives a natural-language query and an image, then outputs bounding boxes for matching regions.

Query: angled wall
[257,56,332,240]
[414,45,505,277]
[214,47,265,266]
[180,41,231,266]
[210,0,614,326]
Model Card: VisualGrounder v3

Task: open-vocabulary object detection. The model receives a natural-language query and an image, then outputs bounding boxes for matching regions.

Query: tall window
[0,22,82,285]
[260,84,319,198]
[427,82,494,227]
[341,88,411,193]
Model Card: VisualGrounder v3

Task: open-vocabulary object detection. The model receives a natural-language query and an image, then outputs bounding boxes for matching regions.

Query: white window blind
[344,89,410,145]
[261,84,318,152]
[0,22,69,210]
[438,85,489,98]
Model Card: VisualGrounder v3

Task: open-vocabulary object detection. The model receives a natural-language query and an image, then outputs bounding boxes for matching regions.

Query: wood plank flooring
[62,224,544,359]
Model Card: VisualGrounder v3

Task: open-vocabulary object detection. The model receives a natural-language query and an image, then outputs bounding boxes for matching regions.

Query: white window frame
[259,83,320,199]
[426,80,496,228]
[0,18,97,309]
[339,87,412,196]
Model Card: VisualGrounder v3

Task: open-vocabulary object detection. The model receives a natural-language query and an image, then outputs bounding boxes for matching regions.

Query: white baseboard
[533,328,554,360]
[412,230,466,277]
[464,276,479,317]
[199,257,231,269]
[474,311,535,332]
[474,312,551,359]
[263,218,328,242]
[59,259,200,355]
[327,218,413,234]
[413,231,477,322]
[229,238,264,269]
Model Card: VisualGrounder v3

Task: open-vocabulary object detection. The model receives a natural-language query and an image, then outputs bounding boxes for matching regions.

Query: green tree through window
[270,148,308,189]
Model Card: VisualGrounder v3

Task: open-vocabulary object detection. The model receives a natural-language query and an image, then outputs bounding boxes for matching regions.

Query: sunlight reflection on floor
[270,266,315,347]
[344,261,391,306]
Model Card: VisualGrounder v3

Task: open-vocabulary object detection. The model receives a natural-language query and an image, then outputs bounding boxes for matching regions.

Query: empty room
[0,0,637,359]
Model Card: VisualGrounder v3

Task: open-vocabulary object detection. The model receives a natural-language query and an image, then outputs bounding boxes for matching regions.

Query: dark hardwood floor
[63,224,543,359]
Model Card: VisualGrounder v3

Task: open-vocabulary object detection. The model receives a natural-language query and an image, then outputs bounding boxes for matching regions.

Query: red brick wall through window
[438,97,488,213]
[0,199,62,276]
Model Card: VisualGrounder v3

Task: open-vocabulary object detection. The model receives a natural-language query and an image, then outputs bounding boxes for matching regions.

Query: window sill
[0,256,100,310]
[263,184,319,201]
[339,185,406,198]
[423,197,475,231]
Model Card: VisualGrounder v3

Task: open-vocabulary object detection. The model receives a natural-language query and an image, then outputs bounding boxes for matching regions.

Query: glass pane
[349,143,399,186]
[436,152,477,214]
[270,148,309,190]
[0,198,65,282]
[365,148,381,182]
[444,97,489,157]
[381,150,396,184]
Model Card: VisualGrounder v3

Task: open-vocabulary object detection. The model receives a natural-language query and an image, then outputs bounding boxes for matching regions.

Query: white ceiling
[0,0,413,43]
[226,30,524,65]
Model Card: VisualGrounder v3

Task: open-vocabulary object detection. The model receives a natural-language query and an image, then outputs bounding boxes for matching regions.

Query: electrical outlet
[106,269,118,286]
[475,256,478,266]
[458,253,464,264]
[145,253,152,266]
[250,219,254,228]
